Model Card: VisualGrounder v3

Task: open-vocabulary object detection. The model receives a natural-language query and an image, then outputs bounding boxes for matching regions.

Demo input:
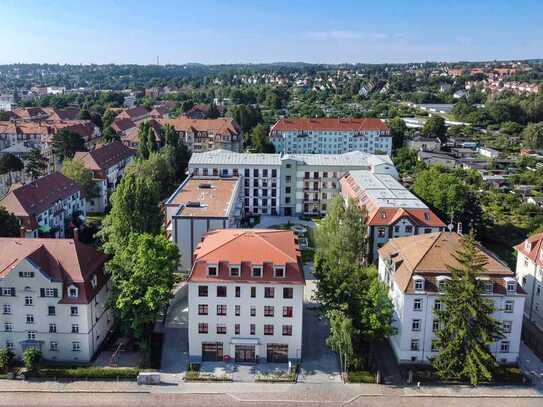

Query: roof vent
[198,183,213,189]
[186,201,201,208]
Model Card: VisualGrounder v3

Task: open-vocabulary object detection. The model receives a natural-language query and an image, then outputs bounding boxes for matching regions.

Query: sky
[1,0,542,65]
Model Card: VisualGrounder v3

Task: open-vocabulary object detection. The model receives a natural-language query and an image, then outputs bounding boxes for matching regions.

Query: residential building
[189,149,398,217]
[187,229,304,363]
[417,151,458,168]
[340,170,446,261]
[157,117,242,152]
[73,141,136,213]
[165,176,243,271]
[407,136,441,152]
[114,106,149,124]
[0,237,113,362]
[184,104,225,119]
[514,233,543,329]
[478,146,500,159]
[270,117,392,155]
[378,232,525,365]
[0,172,85,238]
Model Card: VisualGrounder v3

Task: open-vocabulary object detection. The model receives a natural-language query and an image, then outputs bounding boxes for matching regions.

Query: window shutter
[10,288,15,296]
[53,288,58,298]
[19,272,23,278]
[40,288,45,297]
[0,290,3,297]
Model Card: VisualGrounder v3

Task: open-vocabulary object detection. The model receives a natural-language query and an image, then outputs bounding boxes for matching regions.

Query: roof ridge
[402,232,442,276]
[253,231,298,263]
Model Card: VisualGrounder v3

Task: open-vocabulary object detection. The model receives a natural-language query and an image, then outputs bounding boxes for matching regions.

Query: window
[274,267,285,278]
[264,287,275,298]
[283,287,293,299]
[377,227,385,238]
[2,288,14,296]
[72,324,79,333]
[198,304,208,315]
[49,323,57,333]
[198,323,208,334]
[405,225,413,233]
[4,322,12,332]
[244,168,250,177]
[50,342,58,352]
[27,331,36,340]
[252,266,262,278]
[431,340,439,352]
[24,296,33,306]
[250,306,256,317]
[438,280,447,292]
[410,339,419,351]
[70,306,79,316]
[6,341,13,350]
[217,305,227,316]
[26,314,34,324]
[235,286,241,298]
[72,342,81,352]
[3,304,11,315]
[282,325,293,336]
[502,320,512,333]
[198,286,208,297]
[216,324,227,334]
[434,299,441,311]
[500,341,510,353]
[48,306,56,316]
[283,306,293,318]
[412,319,421,331]
[91,275,97,289]
[250,324,256,335]
[230,266,240,277]
[68,286,78,298]
[19,271,34,278]
[216,286,227,297]
[505,300,514,313]
[251,287,256,298]
[235,305,240,316]
[413,298,422,311]
[264,306,274,317]
[432,320,440,332]
[264,324,274,335]
[43,288,57,297]
[253,169,259,177]
[483,281,493,294]
[414,279,424,291]
[207,265,218,276]
[235,324,240,335]
[507,281,516,293]
[394,225,400,233]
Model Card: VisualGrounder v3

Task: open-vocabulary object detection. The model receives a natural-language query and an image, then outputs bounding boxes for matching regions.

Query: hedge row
[31,367,141,379]
[347,370,375,383]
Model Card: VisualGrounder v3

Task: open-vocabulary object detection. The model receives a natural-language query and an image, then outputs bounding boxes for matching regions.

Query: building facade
[165,176,243,272]
[340,170,446,261]
[270,117,392,155]
[188,149,398,217]
[0,237,113,362]
[514,233,543,329]
[187,229,304,363]
[0,172,85,238]
[73,141,136,213]
[378,232,525,365]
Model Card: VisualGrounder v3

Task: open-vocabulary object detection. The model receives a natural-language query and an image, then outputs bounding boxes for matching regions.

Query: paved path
[520,342,543,389]
[255,216,316,229]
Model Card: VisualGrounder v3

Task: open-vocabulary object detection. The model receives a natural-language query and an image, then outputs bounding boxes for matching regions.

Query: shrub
[0,348,14,372]
[23,348,41,372]
[33,367,140,379]
[347,370,375,383]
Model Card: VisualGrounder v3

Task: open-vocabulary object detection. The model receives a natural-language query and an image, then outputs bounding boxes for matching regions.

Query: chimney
[457,222,463,235]
[73,227,79,242]
[20,226,26,238]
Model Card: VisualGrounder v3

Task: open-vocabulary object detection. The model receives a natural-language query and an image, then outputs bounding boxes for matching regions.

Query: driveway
[519,342,543,389]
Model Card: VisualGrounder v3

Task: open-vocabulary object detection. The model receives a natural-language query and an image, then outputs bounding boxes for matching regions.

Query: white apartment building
[0,237,113,362]
[73,141,136,213]
[378,232,525,365]
[270,117,392,155]
[165,176,242,272]
[188,149,398,217]
[0,172,85,238]
[187,229,304,363]
[514,233,543,329]
[340,170,445,261]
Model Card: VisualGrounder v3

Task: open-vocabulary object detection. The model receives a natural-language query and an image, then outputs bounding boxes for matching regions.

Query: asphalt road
[0,392,542,407]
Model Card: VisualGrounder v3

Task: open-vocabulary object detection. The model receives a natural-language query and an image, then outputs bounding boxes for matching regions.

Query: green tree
[138,122,151,159]
[106,233,179,353]
[0,153,24,185]
[125,153,176,199]
[162,124,178,147]
[24,149,48,180]
[52,129,86,161]
[98,172,161,255]
[102,126,120,143]
[422,116,447,141]
[388,117,407,150]
[78,109,91,120]
[326,310,355,374]
[432,233,504,385]
[250,124,275,153]
[102,109,117,129]
[61,159,98,199]
[522,122,543,150]
[0,347,14,372]
[23,347,42,372]
[0,207,21,237]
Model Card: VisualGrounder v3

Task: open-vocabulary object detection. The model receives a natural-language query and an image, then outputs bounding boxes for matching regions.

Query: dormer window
[424,212,430,221]
[525,241,532,251]
[484,281,493,294]
[68,286,78,298]
[229,265,240,277]
[207,265,218,277]
[274,266,285,278]
[91,275,98,289]
[413,276,425,291]
[252,266,263,278]
[505,278,516,293]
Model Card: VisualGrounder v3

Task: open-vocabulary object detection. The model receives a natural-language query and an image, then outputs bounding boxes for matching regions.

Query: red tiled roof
[73,141,135,176]
[515,232,543,267]
[271,117,389,133]
[188,229,304,285]
[158,117,240,136]
[111,117,136,133]
[116,106,149,121]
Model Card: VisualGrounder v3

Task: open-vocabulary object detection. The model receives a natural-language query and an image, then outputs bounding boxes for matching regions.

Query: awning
[38,225,51,233]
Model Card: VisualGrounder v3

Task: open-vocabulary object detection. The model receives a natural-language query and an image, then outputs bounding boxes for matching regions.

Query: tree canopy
[0,207,20,237]
[522,122,543,149]
[61,159,99,199]
[422,116,447,141]
[24,149,48,180]
[52,129,86,161]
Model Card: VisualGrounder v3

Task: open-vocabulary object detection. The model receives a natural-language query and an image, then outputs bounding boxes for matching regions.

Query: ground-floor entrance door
[266,343,288,363]
[202,342,223,362]
[235,344,256,363]
[284,207,292,216]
